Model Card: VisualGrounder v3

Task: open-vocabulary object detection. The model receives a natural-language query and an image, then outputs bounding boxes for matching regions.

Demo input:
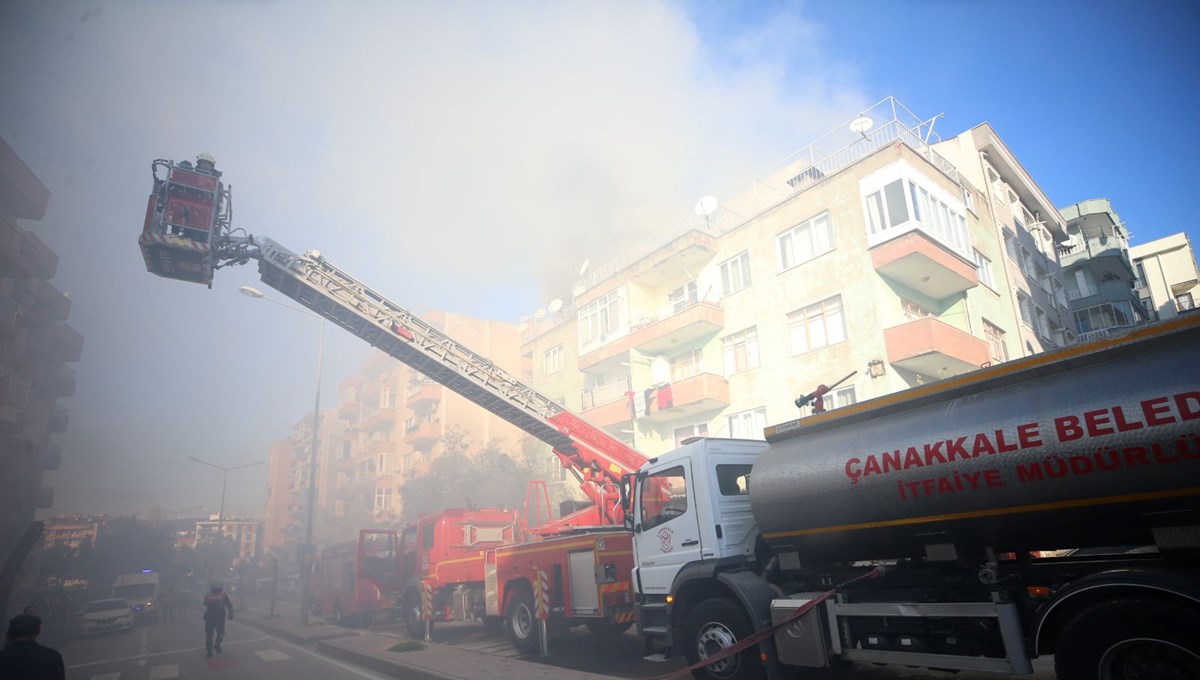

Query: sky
[1,0,1195,519]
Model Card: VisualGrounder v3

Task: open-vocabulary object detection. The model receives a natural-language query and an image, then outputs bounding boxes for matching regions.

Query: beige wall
[1131,232,1200,320]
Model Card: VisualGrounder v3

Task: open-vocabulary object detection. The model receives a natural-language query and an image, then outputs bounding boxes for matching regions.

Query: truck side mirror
[620,474,636,531]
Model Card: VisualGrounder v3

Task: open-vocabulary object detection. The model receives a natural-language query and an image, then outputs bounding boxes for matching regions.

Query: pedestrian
[201,582,234,658]
[161,589,176,622]
[0,615,65,680]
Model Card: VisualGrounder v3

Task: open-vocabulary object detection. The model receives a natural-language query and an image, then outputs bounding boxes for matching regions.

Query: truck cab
[631,439,766,661]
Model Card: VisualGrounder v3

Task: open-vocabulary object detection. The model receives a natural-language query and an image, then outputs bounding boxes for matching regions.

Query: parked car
[79,599,133,635]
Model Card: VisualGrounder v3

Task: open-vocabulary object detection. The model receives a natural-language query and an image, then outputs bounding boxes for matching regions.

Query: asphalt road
[59,613,393,680]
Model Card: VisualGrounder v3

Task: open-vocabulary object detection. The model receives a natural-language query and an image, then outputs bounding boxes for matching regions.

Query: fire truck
[310,529,404,625]
[138,158,642,653]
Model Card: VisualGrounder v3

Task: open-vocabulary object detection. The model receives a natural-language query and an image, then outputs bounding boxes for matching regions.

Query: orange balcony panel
[640,373,730,424]
[870,231,978,299]
[360,407,397,432]
[579,302,724,368]
[581,396,631,429]
[406,382,441,407]
[883,317,990,378]
[338,400,360,420]
[404,421,441,447]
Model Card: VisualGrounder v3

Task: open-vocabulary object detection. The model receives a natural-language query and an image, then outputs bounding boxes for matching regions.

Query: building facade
[41,515,100,551]
[1130,232,1199,321]
[0,137,84,564]
[1056,198,1146,340]
[193,515,263,566]
[525,99,1074,461]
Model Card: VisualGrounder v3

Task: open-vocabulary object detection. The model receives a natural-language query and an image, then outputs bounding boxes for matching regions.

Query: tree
[398,425,538,522]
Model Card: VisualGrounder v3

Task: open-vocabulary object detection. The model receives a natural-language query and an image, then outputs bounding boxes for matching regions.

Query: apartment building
[266,311,523,548]
[0,137,84,564]
[526,98,1073,459]
[1057,198,1147,340]
[193,515,263,566]
[263,436,298,554]
[1130,232,1199,320]
[42,515,100,551]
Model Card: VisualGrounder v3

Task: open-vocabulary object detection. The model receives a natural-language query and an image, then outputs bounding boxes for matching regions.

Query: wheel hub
[513,605,532,638]
[1099,639,1200,680]
[697,622,739,677]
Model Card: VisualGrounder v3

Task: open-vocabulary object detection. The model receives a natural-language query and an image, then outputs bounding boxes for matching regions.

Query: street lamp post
[187,457,262,573]
[239,285,324,626]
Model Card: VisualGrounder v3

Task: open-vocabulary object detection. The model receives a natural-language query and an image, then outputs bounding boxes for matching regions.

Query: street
[59,614,392,680]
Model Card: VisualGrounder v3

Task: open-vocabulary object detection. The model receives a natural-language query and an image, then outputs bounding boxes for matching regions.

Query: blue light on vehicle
[141,569,153,573]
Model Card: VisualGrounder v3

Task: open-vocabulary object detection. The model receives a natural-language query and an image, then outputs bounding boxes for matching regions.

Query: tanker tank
[752,316,1200,568]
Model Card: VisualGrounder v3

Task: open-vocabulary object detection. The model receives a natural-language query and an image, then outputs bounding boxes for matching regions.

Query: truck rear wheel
[505,589,539,655]
[683,598,765,680]
[1055,597,1200,680]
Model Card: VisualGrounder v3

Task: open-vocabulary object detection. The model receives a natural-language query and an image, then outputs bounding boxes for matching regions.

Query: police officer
[202,582,234,658]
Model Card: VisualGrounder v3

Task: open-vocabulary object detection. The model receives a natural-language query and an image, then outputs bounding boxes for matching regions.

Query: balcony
[55,367,76,397]
[40,444,61,471]
[1066,280,1141,310]
[48,405,69,433]
[404,420,441,447]
[1058,234,1133,280]
[884,317,990,378]
[579,301,724,368]
[870,231,978,300]
[359,406,396,432]
[338,400,360,421]
[35,486,54,510]
[639,373,730,424]
[580,378,632,429]
[30,322,83,363]
[30,279,71,322]
[406,380,440,407]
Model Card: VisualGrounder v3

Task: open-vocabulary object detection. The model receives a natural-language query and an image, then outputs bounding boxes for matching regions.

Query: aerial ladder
[139,158,646,532]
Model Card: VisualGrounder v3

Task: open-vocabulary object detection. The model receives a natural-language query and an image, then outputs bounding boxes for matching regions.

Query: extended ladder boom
[248,237,644,527]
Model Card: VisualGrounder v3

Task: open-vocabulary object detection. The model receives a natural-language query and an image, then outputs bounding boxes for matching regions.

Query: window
[1034,306,1051,339]
[721,327,760,374]
[984,321,1008,362]
[1135,262,1148,288]
[422,524,434,549]
[673,423,709,448]
[961,184,976,213]
[669,281,698,312]
[973,250,995,289]
[715,464,753,496]
[640,465,688,531]
[379,387,395,409]
[816,386,856,413]
[727,407,767,439]
[374,487,391,511]
[579,289,623,344]
[1003,228,1019,262]
[866,176,970,255]
[900,298,932,322]
[671,348,704,381]
[777,212,833,271]
[787,296,846,354]
[543,345,563,375]
[865,181,911,235]
[720,251,751,296]
[1020,247,1035,276]
[1177,293,1195,311]
[1073,302,1137,335]
[1017,292,1033,326]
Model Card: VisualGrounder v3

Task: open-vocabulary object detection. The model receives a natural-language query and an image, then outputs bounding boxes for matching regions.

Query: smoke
[0,1,867,516]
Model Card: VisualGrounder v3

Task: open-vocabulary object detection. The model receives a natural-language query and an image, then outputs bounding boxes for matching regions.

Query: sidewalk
[239,598,618,680]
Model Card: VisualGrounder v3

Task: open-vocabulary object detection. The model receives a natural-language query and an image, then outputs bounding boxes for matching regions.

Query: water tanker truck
[628,315,1200,680]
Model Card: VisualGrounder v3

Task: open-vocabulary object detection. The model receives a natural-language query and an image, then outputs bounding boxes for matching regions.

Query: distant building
[42,515,102,551]
[1057,198,1147,340]
[193,515,262,565]
[0,137,84,564]
[1130,232,1199,320]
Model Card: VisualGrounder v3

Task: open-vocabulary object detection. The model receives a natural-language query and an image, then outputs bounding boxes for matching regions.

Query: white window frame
[983,320,1008,362]
[673,423,709,447]
[861,161,971,259]
[721,327,760,375]
[816,386,856,413]
[726,407,766,440]
[543,345,563,376]
[787,295,847,354]
[578,288,625,347]
[776,212,833,272]
[973,250,995,290]
[1017,292,1033,326]
[720,251,752,296]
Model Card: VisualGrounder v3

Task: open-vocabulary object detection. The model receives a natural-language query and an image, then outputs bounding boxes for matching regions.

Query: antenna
[578,259,590,276]
[548,298,563,314]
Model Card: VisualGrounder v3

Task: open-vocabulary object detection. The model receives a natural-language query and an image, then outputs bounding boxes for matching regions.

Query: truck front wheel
[505,589,539,655]
[683,598,765,680]
[1055,597,1200,680]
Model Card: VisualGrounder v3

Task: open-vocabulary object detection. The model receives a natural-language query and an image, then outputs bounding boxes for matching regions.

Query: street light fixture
[239,284,325,626]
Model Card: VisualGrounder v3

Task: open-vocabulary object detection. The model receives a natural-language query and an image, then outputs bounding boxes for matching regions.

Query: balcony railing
[574,97,957,294]
[1067,284,1099,301]
[581,376,631,411]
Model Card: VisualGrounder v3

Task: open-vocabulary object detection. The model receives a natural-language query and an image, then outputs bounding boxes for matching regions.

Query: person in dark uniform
[201,582,234,658]
[0,615,65,680]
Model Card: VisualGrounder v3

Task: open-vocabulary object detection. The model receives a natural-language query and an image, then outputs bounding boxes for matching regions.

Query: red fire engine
[140,157,649,653]
[310,529,405,625]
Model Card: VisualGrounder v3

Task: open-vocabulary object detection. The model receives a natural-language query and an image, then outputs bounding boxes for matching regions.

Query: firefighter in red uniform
[202,583,234,657]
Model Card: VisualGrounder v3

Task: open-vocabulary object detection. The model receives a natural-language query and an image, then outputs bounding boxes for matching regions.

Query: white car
[80,598,134,635]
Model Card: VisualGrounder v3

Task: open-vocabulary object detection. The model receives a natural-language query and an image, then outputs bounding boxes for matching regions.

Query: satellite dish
[519,315,531,324]
[578,259,590,276]
[572,283,587,298]
[849,116,874,134]
[535,308,547,320]
[548,298,563,313]
[518,322,529,333]
[694,195,719,217]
